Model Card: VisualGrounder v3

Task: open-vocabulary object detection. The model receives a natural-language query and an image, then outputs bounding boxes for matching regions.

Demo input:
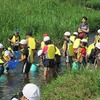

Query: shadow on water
[0,33,95,99]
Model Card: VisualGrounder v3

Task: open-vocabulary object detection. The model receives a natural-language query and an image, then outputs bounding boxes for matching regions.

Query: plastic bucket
[14,51,20,59]
[30,63,38,72]
[8,60,19,70]
[72,62,79,70]
[30,63,38,77]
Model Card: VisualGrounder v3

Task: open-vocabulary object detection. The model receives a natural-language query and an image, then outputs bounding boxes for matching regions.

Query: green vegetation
[41,70,100,100]
[0,0,100,46]
[86,0,100,10]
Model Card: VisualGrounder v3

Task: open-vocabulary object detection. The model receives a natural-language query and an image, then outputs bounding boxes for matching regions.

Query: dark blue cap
[14,29,20,34]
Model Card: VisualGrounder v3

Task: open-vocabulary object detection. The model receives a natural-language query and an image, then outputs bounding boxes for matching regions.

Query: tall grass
[0,0,100,45]
[85,0,100,10]
[41,70,100,100]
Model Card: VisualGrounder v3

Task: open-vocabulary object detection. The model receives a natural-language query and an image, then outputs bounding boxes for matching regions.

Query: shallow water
[0,33,95,100]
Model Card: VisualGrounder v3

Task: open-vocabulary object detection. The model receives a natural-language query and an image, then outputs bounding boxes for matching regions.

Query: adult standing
[78,16,89,39]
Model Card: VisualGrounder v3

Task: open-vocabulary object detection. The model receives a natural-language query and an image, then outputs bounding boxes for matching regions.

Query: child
[29,50,43,79]
[62,31,74,68]
[54,46,61,76]
[94,29,100,43]
[19,39,31,78]
[20,83,40,100]
[70,32,78,43]
[73,35,82,59]
[8,29,20,51]
[77,39,88,68]
[86,43,95,69]
[95,42,100,69]
[26,32,36,64]
[3,50,13,74]
[42,36,56,83]
[0,43,14,75]
[0,43,5,76]
[40,34,48,49]
[37,50,43,66]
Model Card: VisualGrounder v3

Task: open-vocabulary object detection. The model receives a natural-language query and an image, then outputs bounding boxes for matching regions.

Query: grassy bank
[0,0,100,46]
[41,70,100,100]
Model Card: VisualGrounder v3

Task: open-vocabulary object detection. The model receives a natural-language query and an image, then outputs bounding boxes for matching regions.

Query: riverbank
[41,69,100,100]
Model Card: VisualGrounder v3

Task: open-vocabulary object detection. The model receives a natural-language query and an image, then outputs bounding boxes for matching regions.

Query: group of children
[62,29,100,70]
[0,30,61,83]
[0,28,100,83]
[0,30,36,78]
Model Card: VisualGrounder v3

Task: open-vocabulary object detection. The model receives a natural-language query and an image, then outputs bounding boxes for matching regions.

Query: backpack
[66,40,74,56]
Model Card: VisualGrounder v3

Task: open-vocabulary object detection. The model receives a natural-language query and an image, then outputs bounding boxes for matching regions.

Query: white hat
[64,32,71,36]
[73,32,78,35]
[37,50,42,57]
[22,83,40,100]
[4,50,10,56]
[43,36,50,42]
[11,98,18,100]
[19,39,27,44]
[81,39,88,43]
[97,29,100,33]
[0,43,4,49]
[95,42,100,49]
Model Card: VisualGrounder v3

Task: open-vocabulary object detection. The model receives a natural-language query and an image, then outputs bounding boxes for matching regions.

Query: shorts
[0,65,4,76]
[22,62,31,74]
[43,59,54,68]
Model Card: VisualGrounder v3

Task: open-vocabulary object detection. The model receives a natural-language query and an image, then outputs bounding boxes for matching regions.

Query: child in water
[77,39,88,68]
[42,36,56,83]
[19,39,31,78]
[62,31,74,68]
[94,42,100,69]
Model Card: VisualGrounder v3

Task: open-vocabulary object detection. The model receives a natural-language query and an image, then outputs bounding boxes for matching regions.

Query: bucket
[30,63,38,77]
[14,51,20,59]
[72,62,79,70]
[8,60,19,70]
[30,63,38,72]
